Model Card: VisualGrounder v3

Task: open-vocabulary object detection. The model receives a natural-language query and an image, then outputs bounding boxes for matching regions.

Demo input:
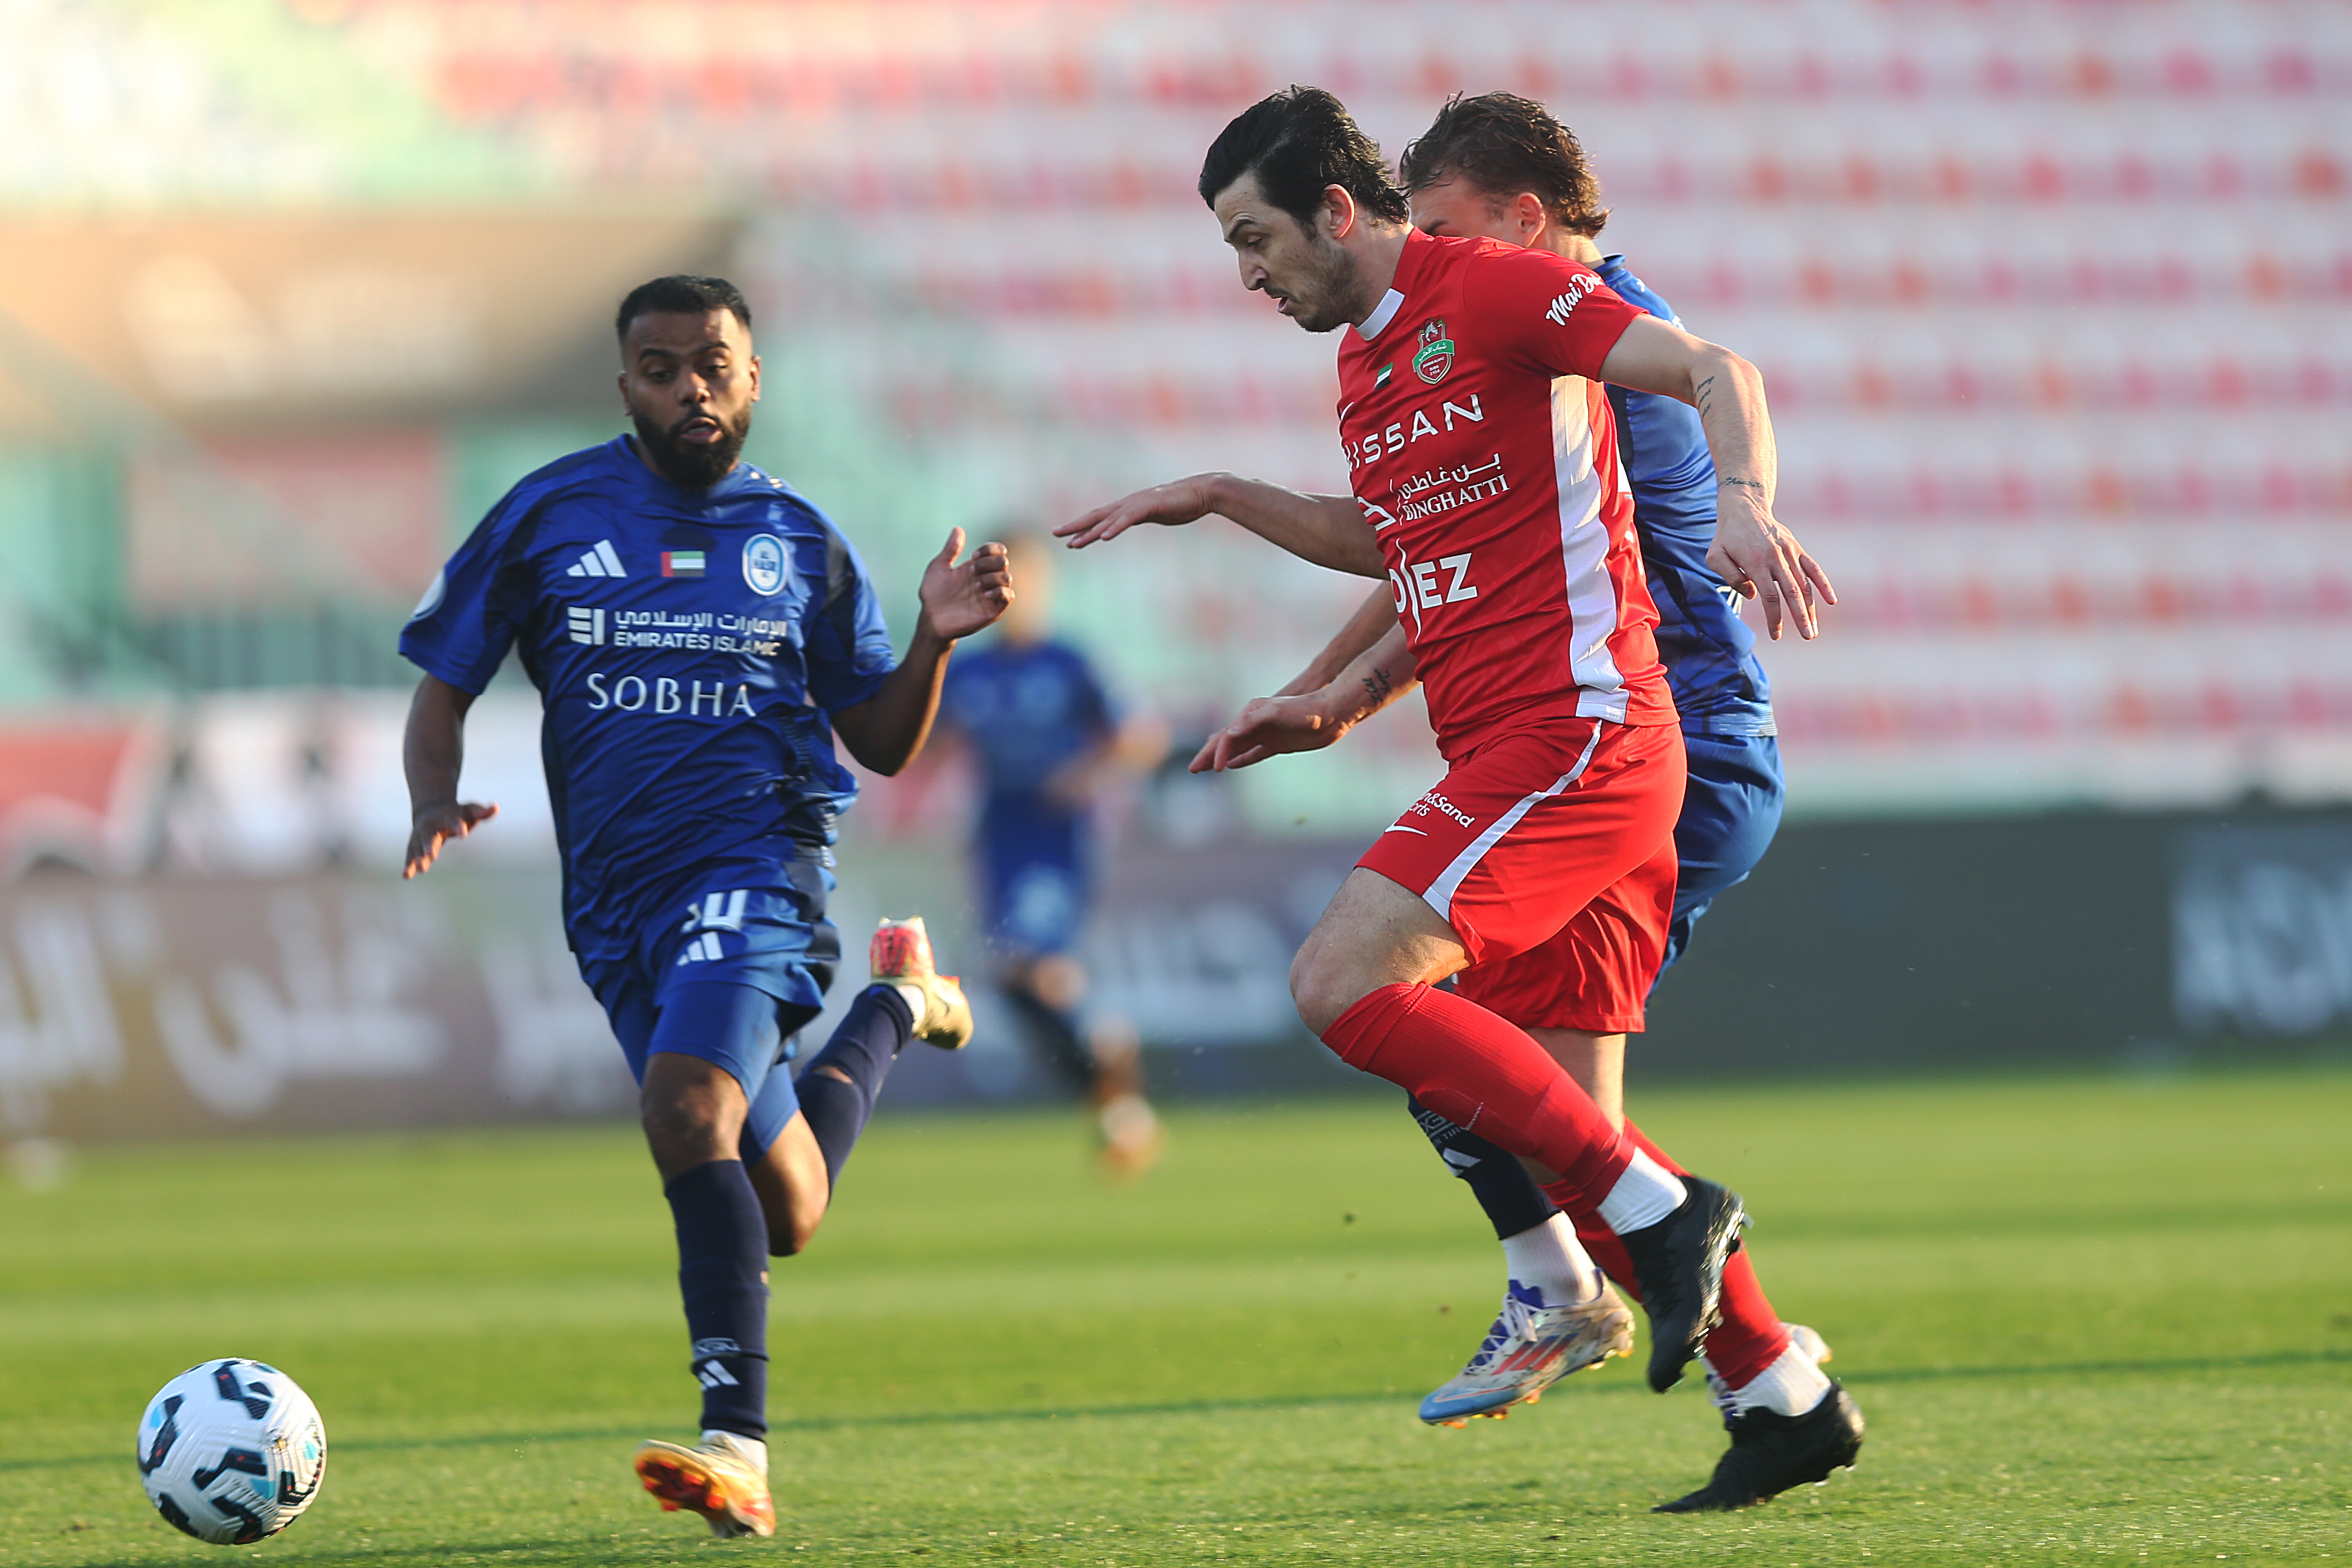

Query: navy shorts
[1661,731,1785,977]
[977,808,1089,958]
[575,850,840,1156]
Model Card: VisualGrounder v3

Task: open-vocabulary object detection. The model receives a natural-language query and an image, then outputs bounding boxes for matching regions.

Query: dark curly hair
[1398,92,1610,237]
[1198,85,1410,230]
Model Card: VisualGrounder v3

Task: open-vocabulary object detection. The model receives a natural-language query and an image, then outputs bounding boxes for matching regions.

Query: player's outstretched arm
[1596,314,1836,640]
[1273,584,1400,698]
[1193,621,1421,773]
[402,674,498,878]
[1057,474,1384,578]
[832,528,1012,777]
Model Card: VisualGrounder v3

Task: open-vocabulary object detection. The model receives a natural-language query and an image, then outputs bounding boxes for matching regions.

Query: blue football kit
[938,639,1116,958]
[1596,254,1786,975]
[400,435,897,1153]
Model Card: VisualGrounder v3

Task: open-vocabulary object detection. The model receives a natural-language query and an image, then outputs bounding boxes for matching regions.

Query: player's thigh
[1290,867,1467,1033]
[1357,719,1684,970]
[1672,732,1785,912]
[1455,832,1676,1038]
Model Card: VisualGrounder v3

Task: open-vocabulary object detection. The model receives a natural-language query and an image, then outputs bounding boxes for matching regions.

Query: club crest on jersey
[742,533,788,596]
[1412,318,1455,385]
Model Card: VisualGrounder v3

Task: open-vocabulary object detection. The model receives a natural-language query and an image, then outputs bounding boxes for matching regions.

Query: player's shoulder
[508,437,636,507]
[1595,255,1677,324]
[1436,232,1601,285]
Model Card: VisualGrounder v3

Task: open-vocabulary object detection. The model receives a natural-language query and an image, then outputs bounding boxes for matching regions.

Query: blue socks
[792,985,913,1186]
[663,1159,769,1439]
[1407,1093,1560,1241]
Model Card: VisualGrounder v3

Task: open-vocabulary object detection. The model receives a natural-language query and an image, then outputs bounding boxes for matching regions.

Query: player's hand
[1055,474,1220,549]
[919,528,1013,642]
[1708,499,1836,641]
[1190,694,1346,773]
[404,800,498,879]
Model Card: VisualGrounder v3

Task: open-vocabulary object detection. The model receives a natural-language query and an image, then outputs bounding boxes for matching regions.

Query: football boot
[1419,1279,1636,1426]
[633,1433,775,1538]
[1614,1175,1745,1392]
[869,917,973,1049]
[1653,1381,1865,1513]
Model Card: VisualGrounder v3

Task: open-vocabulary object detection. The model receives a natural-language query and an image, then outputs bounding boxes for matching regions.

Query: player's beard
[1279,233,1364,334]
[630,403,752,489]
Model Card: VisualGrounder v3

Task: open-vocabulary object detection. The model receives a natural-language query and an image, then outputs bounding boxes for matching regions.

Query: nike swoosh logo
[1382,825,1429,836]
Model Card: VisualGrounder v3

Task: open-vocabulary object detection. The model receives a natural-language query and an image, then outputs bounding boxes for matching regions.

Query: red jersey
[1337,231,1677,759]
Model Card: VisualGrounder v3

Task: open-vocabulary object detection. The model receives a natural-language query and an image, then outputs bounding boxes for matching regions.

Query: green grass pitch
[3,1070,2347,1566]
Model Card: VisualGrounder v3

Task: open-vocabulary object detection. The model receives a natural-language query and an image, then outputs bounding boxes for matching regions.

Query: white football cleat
[1704,1322,1835,1418]
[1419,1280,1636,1426]
[633,1433,774,1538]
[869,917,973,1050]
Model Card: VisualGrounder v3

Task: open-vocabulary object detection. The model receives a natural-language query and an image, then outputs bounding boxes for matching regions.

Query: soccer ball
[136,1360,327,1545]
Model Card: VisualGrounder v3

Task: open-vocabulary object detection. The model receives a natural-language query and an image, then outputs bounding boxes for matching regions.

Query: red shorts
[1356,718,1684,1034]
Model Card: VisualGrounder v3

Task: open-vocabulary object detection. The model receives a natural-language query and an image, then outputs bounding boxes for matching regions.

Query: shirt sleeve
[397,486,541,695]
[803,518,898,716]
[1461,246,1645,384]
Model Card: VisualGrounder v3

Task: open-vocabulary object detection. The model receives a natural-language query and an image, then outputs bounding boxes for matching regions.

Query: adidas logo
[567,606,606,645]
[676,931,726,966]
[566,540,627,578]
[694,1361,740,1389]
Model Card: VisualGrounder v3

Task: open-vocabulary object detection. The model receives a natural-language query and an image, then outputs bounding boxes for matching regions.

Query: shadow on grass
[17,1346,2345,1480]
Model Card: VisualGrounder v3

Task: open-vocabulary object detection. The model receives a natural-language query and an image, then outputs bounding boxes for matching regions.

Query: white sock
[890,981,927,1028]
[1725,1342,1833,1418]
[704,1430,768,1476]
[1499,1214,1603,1305]
[1597,1146,1686,1234]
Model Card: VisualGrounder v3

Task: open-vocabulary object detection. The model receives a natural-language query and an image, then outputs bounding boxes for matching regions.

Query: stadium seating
[2,0,2344,823]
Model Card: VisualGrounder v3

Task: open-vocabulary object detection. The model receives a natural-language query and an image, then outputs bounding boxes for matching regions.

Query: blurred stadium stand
[0,1,2345,1132]
[0,0,2342,839]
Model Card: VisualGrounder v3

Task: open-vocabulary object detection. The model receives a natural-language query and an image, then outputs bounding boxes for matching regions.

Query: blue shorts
[574,849,840,1156]
[977,807,1089,958]
[1661,731,1785,978]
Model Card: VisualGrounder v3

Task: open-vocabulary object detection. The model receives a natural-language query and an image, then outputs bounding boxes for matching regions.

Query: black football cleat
[1615,1175,1744,1391]
[1653,1381,1866,1513]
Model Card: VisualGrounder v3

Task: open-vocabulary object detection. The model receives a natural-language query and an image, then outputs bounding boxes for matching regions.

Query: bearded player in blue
[400,275,1011,1539]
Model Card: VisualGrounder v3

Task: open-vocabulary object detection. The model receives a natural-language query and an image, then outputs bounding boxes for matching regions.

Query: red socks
[1569,1118,1791,1389]
[1322,983,1634,1210]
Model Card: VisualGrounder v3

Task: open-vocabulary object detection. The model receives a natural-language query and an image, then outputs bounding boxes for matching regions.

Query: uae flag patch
[661,550,706,578]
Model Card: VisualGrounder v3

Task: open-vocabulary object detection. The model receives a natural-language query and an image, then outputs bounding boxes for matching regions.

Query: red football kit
[1341,231,1685,1028]
[1315,234,1803,1407]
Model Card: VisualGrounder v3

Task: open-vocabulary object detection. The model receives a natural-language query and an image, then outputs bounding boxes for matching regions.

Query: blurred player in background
[1258,93,1826,1435]
[400,275,1010,1539]
[1062,89,1859,1512]
[937,534,1170,1176]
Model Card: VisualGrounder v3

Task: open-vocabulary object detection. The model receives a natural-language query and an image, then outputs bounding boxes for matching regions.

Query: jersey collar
[1356,229,1437,341]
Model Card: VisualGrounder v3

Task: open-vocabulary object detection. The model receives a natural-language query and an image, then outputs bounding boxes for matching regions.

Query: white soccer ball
[136,1360,327,1545]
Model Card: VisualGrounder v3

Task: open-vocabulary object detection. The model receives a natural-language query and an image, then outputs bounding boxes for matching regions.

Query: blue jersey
[399,437,896,950]
[1596,256,1775,737]
[940,638,1114,820]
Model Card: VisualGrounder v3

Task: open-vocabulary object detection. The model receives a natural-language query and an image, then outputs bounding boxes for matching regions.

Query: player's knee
[1289,940,1362,1039]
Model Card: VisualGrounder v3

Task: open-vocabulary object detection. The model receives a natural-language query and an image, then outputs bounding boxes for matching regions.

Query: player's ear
[746,353,760,401]
[1322,182,1355,241]
[1514,191,1546,242]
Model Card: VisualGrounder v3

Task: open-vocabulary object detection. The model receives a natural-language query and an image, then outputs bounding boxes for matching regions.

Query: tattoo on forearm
[1694,374,1717,416]
[1719,476,1767,494]
[1360,666,1394,707]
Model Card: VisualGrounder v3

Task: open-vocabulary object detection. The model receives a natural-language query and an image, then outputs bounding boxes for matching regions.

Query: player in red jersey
[1061,88,1858,1511]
